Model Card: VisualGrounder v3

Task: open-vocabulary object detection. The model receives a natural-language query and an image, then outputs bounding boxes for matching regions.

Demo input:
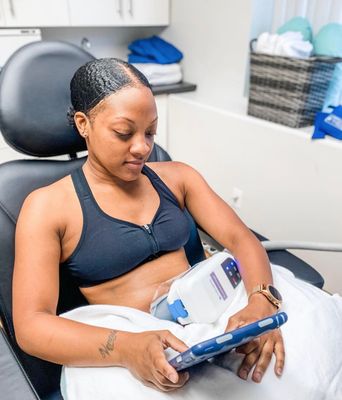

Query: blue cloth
[62,165,191,287]
[277,17,312,42]
[128,35,183,64]
[312,106,342,140]
[323,63,342,111]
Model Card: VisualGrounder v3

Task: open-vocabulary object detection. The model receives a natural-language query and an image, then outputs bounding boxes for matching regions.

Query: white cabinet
[0,1,6,26]
[69,0,169,27]
[123,0,169,26]
[1,0,70,27]
[68,0,123,27]
[0,0,169,27]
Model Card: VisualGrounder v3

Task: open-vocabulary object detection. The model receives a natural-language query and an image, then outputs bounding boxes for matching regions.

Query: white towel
[256,32,313,59]
[133,63,182,85]
[60,265,342,400]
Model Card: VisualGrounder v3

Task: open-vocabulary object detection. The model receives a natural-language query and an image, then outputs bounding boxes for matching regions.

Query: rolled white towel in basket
[256,32,313,59]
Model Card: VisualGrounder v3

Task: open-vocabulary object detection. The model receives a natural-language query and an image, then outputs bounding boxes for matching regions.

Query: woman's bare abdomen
[79,248,189,312]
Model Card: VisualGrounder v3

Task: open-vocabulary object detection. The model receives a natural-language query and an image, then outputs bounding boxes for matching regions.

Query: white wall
[162,0,253,112]
[167,95,342,294]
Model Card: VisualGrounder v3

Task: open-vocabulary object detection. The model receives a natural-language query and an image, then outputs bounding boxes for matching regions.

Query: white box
[0,28,41,68]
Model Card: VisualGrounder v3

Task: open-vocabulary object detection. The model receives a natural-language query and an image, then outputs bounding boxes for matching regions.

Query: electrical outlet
[231,187,243,209]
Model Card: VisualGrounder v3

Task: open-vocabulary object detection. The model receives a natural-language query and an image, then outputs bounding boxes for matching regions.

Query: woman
[13,58,284,393]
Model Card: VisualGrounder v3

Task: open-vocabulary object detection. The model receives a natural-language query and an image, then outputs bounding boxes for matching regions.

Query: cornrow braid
[68,58,151,128]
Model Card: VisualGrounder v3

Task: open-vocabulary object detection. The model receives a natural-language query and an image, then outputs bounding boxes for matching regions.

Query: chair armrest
[0,324,39,400]
[198,229,324,289]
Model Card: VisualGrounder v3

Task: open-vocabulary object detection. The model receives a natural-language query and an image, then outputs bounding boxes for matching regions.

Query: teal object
[277,17,312,42]
[313,23,342,57]
[314,24,342,110]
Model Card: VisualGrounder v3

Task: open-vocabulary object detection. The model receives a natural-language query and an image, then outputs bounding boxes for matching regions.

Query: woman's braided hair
[67,58,151,128]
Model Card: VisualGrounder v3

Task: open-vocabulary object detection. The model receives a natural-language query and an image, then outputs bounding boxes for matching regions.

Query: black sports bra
[61,165,191,287]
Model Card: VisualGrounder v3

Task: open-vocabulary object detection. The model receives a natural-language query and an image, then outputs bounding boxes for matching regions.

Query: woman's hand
[119,330,190,392]
[225,294,285,383]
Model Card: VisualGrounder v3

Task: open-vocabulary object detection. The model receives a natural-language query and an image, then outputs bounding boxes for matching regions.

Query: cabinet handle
[116,0,123,16]
[9,0,15,17]
[128,0,134,16]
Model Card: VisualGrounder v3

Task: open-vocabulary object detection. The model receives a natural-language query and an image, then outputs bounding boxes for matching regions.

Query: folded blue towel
[312,106,342,140]
[128,35,183,64]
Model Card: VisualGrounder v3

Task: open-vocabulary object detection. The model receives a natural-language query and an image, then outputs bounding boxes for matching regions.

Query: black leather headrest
[0,41,95,157]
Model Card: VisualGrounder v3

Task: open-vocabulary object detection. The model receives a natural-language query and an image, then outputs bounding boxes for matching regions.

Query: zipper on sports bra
[143,224,159,255]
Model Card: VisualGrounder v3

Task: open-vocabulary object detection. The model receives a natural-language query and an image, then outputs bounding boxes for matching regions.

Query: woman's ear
[74,112,90,139]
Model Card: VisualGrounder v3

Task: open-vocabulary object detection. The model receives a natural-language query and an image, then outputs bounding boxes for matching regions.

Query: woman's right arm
[13,189,188,390]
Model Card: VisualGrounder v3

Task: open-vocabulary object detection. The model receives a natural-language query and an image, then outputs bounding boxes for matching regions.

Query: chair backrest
[0,40,95,399]
[0,40,92,157]
[0,41,205,399]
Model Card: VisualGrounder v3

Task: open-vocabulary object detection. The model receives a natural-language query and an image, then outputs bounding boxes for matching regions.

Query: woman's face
[78,85,158,181]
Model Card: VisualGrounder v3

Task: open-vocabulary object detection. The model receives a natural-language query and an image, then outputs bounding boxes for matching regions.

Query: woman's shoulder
[146,160,210,200]
[145,161,201,205]
[146,160,195,181]
[20,174,74,218]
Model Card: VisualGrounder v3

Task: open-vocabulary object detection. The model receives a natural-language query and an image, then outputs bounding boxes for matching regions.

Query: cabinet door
[70,0,169,27]
[124,0,169,26]
[2,0,70,27]
[69,0,124,27]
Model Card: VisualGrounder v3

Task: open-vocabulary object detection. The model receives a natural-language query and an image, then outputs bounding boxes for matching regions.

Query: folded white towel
[61,264,342,400]
[256,32,313,59]
[148,72,182,85]
[133,62,182,85]
[133,62,181,75]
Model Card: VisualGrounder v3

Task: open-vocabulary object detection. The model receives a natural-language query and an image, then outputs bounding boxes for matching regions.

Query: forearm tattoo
[98,330,117,359]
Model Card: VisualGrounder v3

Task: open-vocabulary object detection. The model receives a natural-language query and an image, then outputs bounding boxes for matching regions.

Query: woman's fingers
[152,368,190,391]
[235,338,260,355]
[238,345,262,380]
[237,331,285,383]
[149,332,190,391]
[251,339,274,382]
[274,331,285,376]
[125,330,190,392]
[149,338,179,384]
[162,330,188,353]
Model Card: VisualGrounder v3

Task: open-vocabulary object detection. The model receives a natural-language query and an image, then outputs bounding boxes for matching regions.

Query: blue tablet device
[168,312,288,371]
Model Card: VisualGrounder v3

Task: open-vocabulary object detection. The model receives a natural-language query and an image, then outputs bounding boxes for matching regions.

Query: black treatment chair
[0,41,324,400]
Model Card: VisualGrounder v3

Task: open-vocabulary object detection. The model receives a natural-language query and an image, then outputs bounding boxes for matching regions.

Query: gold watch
[249,284,282,310]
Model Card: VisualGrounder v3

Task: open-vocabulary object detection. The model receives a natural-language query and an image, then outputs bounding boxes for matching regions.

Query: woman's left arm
[176,162,285,383]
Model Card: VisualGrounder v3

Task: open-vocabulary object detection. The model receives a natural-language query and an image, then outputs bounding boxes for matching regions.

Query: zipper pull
[143,224,152,234]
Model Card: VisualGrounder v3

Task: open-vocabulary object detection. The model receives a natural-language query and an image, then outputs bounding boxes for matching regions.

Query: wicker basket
[247,39,342,128]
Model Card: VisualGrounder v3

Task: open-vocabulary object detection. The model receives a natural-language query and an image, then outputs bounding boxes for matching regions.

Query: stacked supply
[128,35,183,86]
[248,17,342,128]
